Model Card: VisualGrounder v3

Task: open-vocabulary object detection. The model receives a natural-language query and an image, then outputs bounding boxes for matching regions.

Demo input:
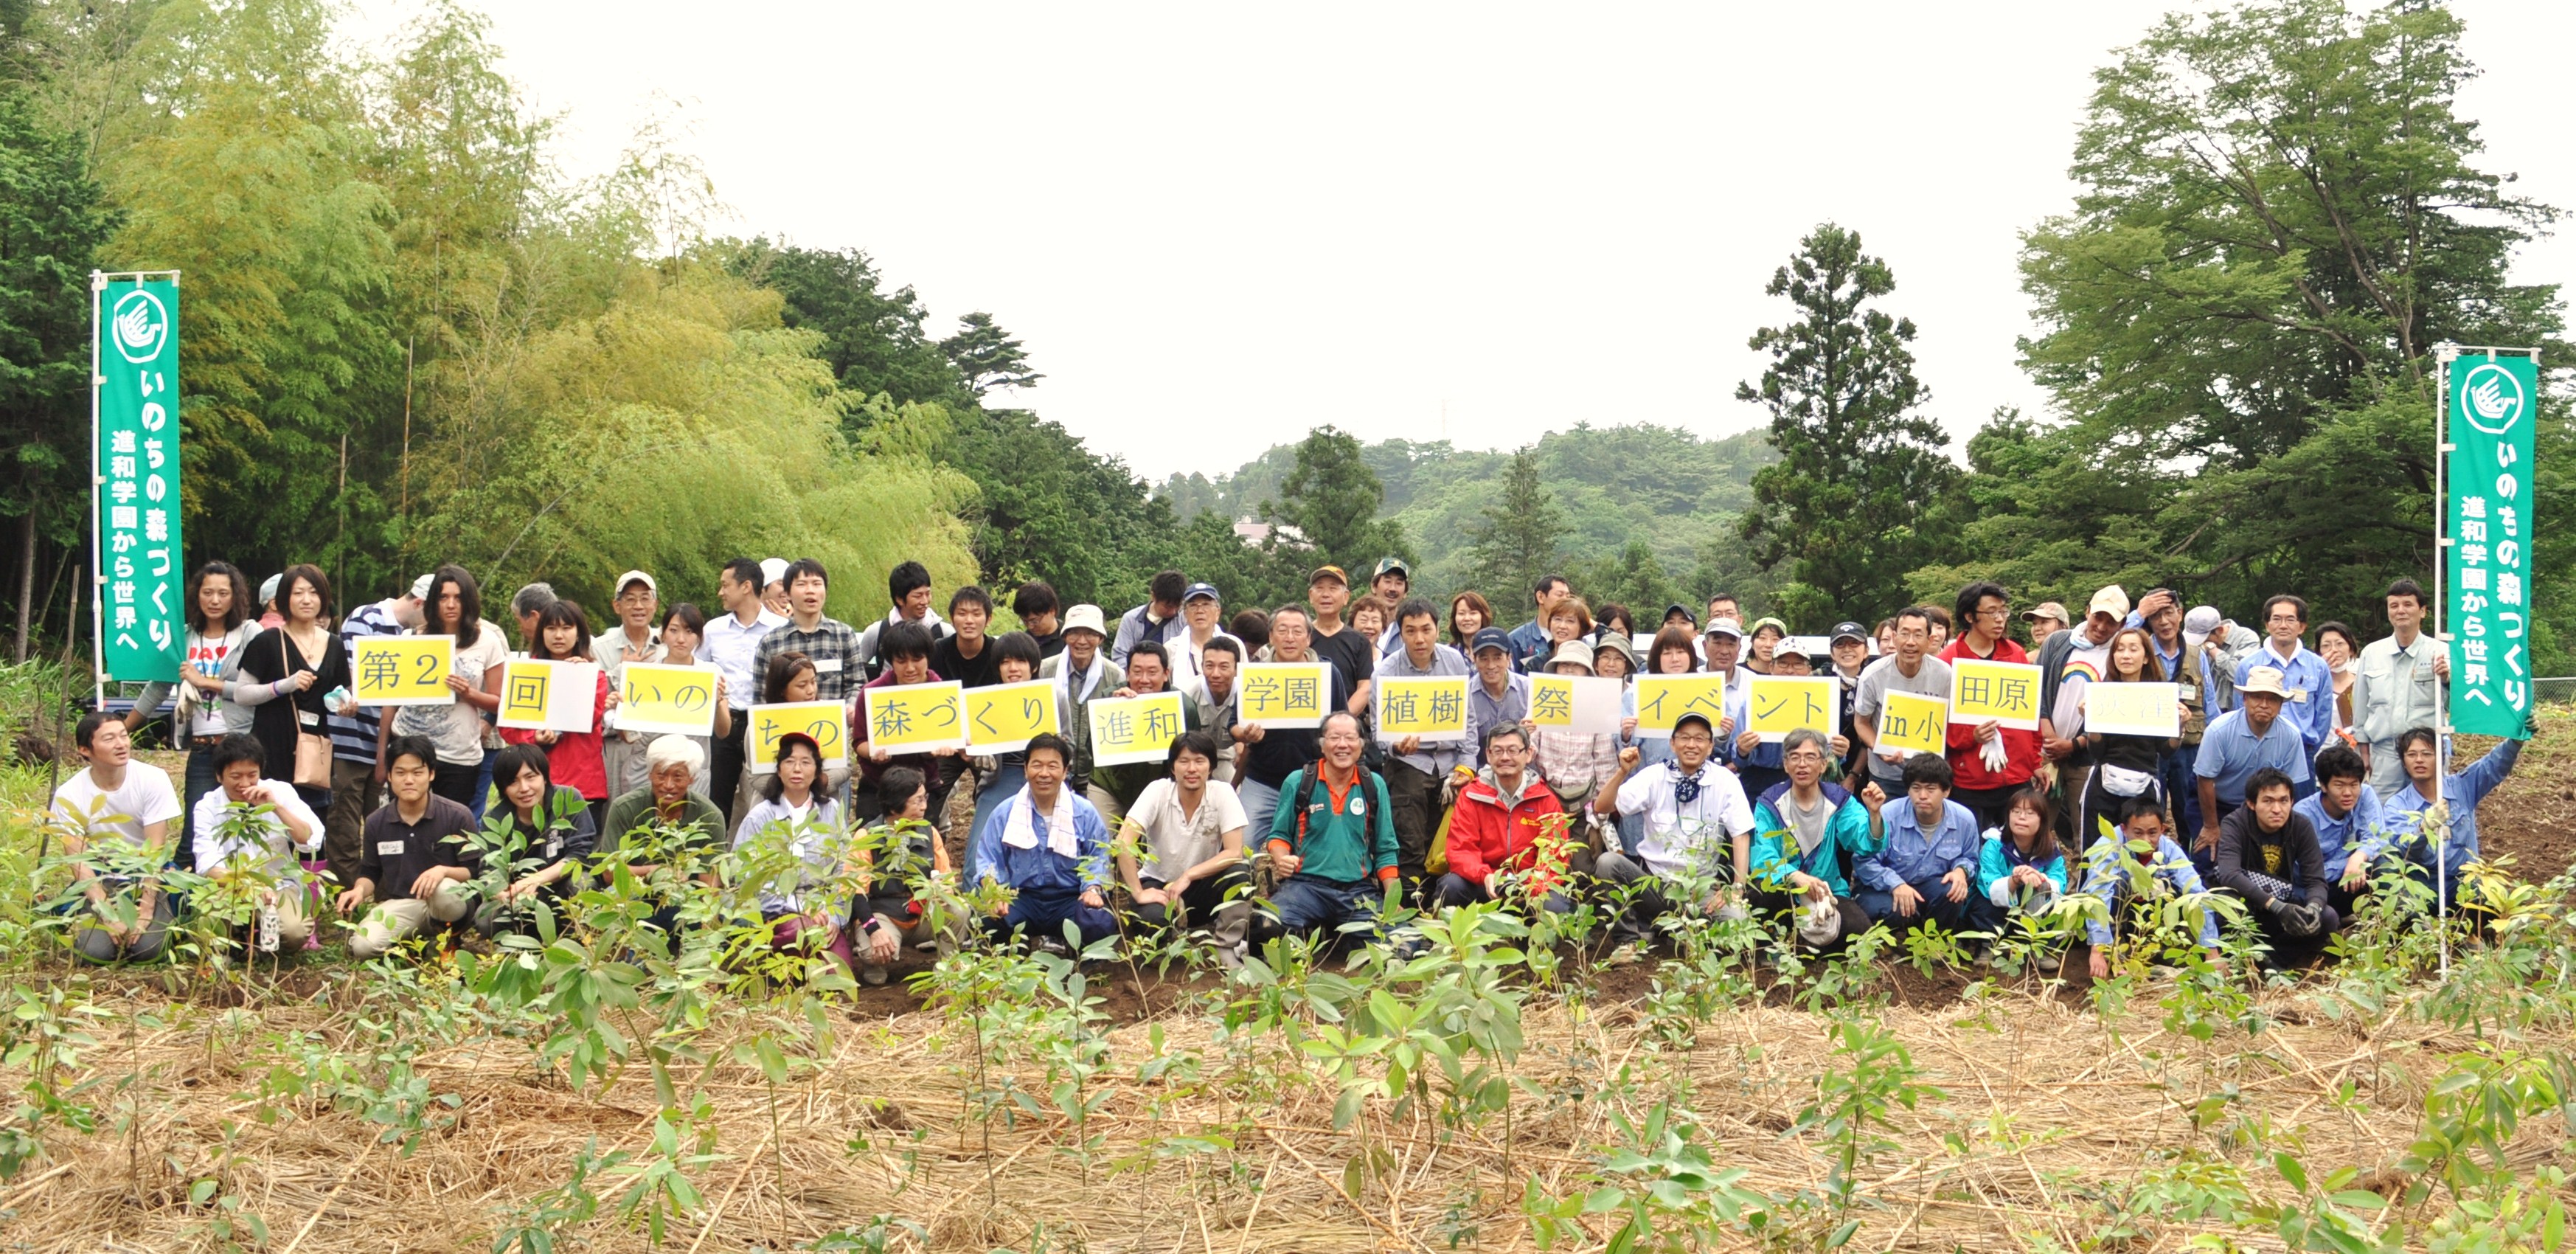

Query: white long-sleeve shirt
[190,780,323,877]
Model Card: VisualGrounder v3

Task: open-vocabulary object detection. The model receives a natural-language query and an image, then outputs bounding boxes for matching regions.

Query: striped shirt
[329,600,405,763]
[754,616,864,703]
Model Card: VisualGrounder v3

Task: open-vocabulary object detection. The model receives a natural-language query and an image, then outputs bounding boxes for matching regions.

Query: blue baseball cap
[1183,581,1219,603]
[1470,627,1513,656]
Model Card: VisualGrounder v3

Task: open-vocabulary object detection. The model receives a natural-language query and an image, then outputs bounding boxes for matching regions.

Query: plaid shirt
[754,616,863,703]
[1531,727,1620,803]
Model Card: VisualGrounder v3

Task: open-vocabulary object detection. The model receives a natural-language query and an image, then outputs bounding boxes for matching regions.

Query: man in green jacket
[1263,712,1403,950]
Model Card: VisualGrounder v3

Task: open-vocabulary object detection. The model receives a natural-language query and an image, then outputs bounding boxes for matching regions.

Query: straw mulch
[0,974,2554,1253]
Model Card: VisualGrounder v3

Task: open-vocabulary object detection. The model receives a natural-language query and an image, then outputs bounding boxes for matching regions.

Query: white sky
[346,1,2574,483]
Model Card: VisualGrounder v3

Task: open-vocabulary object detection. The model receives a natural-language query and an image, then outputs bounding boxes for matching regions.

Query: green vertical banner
[94,274,184,684]
[2444,352,2538,738]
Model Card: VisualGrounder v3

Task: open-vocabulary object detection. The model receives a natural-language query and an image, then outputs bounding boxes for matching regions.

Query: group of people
[48,550,2525,980]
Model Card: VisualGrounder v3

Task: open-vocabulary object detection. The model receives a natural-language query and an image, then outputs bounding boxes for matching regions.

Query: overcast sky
[345,1,2574,485]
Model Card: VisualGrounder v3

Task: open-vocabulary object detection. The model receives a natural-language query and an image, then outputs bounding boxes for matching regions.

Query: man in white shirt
[50,713,182,963]
[595,569,663,798]
[703,557,787,824]
[191,733,325,950]
[1114,729,1251,966]
[2353,578,2448,797]
[1589,712,1757,962]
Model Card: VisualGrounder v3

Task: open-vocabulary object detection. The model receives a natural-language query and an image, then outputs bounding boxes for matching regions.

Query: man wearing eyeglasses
[1937,581,2041,832]
[2235,595,2334,755]
[1589,711,1756,963]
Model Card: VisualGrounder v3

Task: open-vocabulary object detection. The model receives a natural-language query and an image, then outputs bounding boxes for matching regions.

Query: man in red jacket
[1940,581,2042,832]
[1430,724,1575,912]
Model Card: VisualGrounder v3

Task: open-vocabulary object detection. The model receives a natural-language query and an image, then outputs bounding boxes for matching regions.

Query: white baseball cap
[408,572,436,600]
[1063,603,1108,637]
[615,569,656,597]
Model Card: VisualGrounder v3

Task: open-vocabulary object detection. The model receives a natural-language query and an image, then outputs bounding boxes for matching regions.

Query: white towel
[1001,786,1077,858]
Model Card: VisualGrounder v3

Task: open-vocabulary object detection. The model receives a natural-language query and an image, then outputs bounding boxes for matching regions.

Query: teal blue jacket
[1747,780,1882,898]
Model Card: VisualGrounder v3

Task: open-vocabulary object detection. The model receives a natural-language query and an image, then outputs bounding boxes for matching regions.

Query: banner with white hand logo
[92,272,184,685]
[2443,350,2537,738]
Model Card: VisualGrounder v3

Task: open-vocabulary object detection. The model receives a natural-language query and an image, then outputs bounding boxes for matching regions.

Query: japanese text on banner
[750,702,847,773]
[93,275,184,683]
[499,659,599,734]
[1634,674,1732,739]
[1747,676,1839,742]
[864,682,968,752]
[619,662,720,735]
[1375,676,1469,743]
[1236,662,1330,729]
[2084,682,2181,738]
[2445,353,2538,737]
[1876,690,1948,756]
[352,637,454,706]
[1089,693,1186,766]
[1950,659,2043,730]
[967,680,1060,753]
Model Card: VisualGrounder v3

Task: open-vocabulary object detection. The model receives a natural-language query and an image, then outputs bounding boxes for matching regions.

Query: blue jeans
[2161,743,2201,834]
[987,887,1116,950]
[471,749,496,822]
[1429,872,1572,914]
[1268,874,1386,945]
[1238,778,1283,848]
[1855,876,1996,937]
[966,763,1027,883]
[181,743,221,812]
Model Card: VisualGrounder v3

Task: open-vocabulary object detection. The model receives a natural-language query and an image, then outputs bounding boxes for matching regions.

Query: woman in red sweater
[500,600,619,834]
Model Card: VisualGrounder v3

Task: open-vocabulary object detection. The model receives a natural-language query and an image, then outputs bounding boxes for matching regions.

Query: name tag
[544,839,561,858]
[376,840,405,856]
[814,657,844,673]
[299,710,322,727]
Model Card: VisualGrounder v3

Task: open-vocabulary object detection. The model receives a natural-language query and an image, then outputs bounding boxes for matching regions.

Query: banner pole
[2433,342,2454,981]
[88,272,105,711]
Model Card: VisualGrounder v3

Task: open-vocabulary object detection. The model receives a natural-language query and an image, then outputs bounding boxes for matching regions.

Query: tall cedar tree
[1737,224,1957,626]
[1263,426,1410,583]
[1465,446,1569,626]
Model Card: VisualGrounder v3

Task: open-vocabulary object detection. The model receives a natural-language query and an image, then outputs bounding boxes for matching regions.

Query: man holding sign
[1375,598,1475,890]
[1937,583,2043,831]
[850,623,965,823]
[1853,608,1954,800]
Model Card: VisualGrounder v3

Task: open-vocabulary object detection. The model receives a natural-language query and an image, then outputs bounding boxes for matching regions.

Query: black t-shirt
[1310,623,1376,693]
[931,634,1004,689]
[360,795,476,900]
[479,785,600,881]
[1030,629,1066,659]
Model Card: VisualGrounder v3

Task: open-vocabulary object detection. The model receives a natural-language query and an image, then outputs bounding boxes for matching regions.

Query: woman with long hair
[967,632,1047,881]
[391,565,507,810]
[473,743,597,939]
[125,561,258,808]
[730,648,824,822]
[733,731,855,972]
[1974,786,2070,966]
[499,600,618,833]
[2072,626,2178,857]
[235,564,351,814]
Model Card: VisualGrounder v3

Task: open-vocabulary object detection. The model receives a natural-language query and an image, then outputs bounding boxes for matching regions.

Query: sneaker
[1605,942,1641,966]
[913,940,939,953]
[860,964,889,987]
[1217,940,1246,971]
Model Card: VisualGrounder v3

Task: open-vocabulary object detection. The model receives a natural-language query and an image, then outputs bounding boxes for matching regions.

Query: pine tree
[1264,426,1409,578]
[1736,224,1957,626]
[1465,446,1569,625]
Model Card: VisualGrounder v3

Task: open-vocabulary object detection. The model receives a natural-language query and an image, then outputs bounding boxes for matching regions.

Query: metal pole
[2433,342,2453,980]
[88,272,105,711]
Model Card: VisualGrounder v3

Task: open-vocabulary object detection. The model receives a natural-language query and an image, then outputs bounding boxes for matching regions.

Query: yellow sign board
[1236,662,1331,730]
[749,701,847,774]
[1634,673,1733,739]
[617,662,719,736]
[498,659,600,734]
[2086,681,2181,738]
[1746,676,1839,743]
[861,680,967,753]
[1949,658,2044,731]
[1876,689,1949,757]
[1089,691,1187,766]
[352,635,453,707]
[966,679,1060,753]
[1375,675,1469,743]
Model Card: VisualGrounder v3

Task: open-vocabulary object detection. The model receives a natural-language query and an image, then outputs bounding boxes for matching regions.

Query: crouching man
[1744,728,1883,951]
[971,732,1117,951]
[1431,724,1575,915]
[336,734,476,957]
[2212,768,2338,969]
[1262,712,1404,952]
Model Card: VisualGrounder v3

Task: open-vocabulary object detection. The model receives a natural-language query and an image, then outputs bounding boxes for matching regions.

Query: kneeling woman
[1974,786,2072,963]
[733,732,856,971]
[850,766,966,985]
[475,744,599,938]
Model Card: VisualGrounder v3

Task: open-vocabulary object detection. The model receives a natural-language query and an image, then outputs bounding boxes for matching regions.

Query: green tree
[1736,223,1957,626]
[0,86,115,657]
[1464,446,1569,625]
[940,311,1043,398]
[1263,426,1409,582]
[721,238,965,409]
[1980,0,2571,662]
[1578,540,1684,628]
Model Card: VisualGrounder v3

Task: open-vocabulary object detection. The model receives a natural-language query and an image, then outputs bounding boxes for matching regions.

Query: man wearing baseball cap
[2190,665,2313,874]
[1170,581,1237,686]
[1464,627,1528,769]
[1369,558,1410,654]
[321,572,430,890]
[1305,565,1376,720]
[1589,710,1757,963]
[2035,585,2130,831]
[1701,617,1750,682]
[597,570,662,797]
